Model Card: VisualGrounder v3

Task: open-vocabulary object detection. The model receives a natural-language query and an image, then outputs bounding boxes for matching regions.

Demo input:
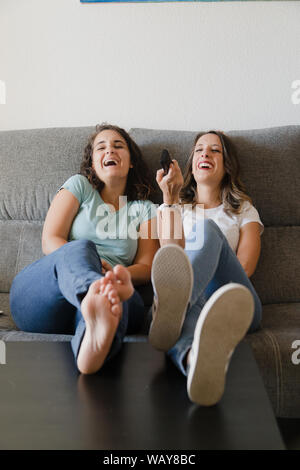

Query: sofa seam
[0,219,44,223]
[263,328,283,416]
[14,224,25,277]
[0,219,300,227]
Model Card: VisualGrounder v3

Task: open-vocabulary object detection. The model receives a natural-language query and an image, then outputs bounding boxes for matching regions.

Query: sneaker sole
[187,283,254,406]
[149,245,193,351]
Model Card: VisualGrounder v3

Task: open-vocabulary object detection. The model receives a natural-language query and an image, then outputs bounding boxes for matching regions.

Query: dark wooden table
[0,341,285,450]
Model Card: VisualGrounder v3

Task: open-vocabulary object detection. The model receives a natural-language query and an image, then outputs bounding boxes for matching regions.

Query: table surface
[0,341,285,450]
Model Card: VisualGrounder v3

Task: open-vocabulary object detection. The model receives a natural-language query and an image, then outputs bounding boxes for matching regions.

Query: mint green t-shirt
[60,174,157,268]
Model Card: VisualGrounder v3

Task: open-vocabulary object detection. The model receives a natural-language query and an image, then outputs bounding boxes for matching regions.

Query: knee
[67,239,96,255]
[191,218,224,248]
[187,218,222,250]
[193,218,224,239]
[71,239,95,249]
[204,219,224,239]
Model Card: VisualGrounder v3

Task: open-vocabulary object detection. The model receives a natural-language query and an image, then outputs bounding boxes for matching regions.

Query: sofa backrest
[130,126,300,306]
[0,125,299,307]
[0,127,93,293]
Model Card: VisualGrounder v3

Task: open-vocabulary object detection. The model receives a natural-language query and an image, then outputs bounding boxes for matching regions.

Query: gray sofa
[0,125,299,418]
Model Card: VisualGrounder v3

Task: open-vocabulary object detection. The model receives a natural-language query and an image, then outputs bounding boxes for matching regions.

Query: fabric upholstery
[130,125,300,226]
[0,124,299,418]
[246,303,300,417]
[130,126,300,306]
[0,127,93,221]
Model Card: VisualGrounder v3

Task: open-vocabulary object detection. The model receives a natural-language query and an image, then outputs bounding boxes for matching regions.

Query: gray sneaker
[149,245,193,351]
[187,283,254,406]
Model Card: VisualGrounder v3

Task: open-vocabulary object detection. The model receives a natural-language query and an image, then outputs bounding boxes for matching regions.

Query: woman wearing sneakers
[149,130,263,406]
[10,124,159,374]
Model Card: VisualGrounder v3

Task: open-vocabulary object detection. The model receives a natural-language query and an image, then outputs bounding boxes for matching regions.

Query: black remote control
[160,149,173,175]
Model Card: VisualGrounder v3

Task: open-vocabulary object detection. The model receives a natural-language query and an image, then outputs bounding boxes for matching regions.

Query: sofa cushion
[0,127,94,221]
[130,126,300,305]
[0,293,15,330]
[1,124,299,225]
[246,302,300,418]
[1,124,300,421]
[251,226,300,304]
[0,221,43,292]
[129,125,300,227]
[0,125,299,305]
[0,329,72,342]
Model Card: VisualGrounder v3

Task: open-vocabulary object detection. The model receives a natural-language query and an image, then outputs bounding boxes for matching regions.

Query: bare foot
[99,265,134,302]
[77,279,122,375]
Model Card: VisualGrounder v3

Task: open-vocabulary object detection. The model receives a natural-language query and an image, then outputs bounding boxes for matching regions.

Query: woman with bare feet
[10,124,159,374]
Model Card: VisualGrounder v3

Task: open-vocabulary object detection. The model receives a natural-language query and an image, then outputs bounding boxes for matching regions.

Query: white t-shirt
[181,201,264,253]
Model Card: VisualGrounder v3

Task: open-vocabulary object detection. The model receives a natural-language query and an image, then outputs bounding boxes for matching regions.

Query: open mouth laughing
[103,158,119,167]
[197,161,214,170]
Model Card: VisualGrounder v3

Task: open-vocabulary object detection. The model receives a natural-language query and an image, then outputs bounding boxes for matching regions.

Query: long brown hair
[80,123,155,201]
[180,130,252,215]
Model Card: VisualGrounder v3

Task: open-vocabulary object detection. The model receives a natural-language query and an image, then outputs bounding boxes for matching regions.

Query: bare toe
[112,303,122,317]
[104,284,120,306]
[105,271,116,283]
[113,265,134,301]
[114,265,131,284]
[77,283,122,375]
[88,279,102,295]
[99,275,113,293]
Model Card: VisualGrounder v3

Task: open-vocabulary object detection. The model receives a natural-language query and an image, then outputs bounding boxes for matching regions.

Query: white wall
[0,0,299,132]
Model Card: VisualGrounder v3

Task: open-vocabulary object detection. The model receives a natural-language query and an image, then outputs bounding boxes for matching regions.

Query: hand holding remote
[156,153,184,205]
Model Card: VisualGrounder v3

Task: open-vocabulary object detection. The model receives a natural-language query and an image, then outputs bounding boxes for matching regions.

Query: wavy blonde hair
[180,130,252,215]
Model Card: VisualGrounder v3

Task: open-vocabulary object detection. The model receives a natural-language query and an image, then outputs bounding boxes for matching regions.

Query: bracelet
[158,203,181,211]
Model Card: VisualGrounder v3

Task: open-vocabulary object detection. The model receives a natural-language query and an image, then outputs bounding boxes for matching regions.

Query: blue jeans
[168,219,262,375]
[9,239,144,369]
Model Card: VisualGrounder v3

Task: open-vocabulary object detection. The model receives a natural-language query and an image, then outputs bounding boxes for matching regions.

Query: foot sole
[149,245,193,351]
[187,283,254,406]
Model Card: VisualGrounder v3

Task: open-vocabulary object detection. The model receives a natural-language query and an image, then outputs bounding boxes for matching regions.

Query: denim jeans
[9,239,144,369]
[167,219,262,375]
